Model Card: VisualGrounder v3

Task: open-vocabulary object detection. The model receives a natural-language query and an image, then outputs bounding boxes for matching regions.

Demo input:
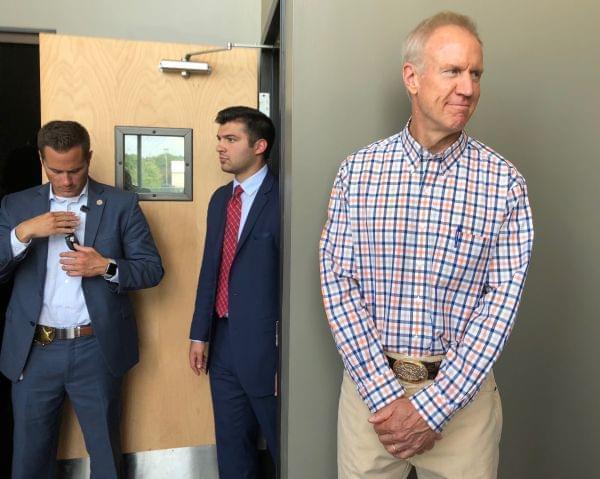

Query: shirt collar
[400,120,468,175]
[49,181,89,203]
[233,164,268,197]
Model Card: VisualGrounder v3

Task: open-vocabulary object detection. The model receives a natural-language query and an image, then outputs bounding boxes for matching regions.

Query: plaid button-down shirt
[319,125,534,432]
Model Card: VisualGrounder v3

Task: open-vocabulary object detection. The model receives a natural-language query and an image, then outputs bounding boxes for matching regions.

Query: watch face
[106,262,117,277]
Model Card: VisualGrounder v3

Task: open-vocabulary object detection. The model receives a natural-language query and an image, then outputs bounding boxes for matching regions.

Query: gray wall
[0,0,260,45]
[281,1,600,478]
[261,0,277,39]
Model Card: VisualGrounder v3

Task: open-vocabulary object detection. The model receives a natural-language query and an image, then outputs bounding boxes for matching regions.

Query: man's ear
[253,139,267,157]
[403,62,420,96]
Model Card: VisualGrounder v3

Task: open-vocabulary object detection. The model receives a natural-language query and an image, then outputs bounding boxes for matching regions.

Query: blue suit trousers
[11,335,122,479]
[209,317,277,479]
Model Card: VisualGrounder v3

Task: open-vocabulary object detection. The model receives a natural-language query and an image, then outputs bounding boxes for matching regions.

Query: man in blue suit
[189,106,278,479]
[0,120,164,478]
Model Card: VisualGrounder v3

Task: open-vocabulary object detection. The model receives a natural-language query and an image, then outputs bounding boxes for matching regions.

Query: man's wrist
[358,368,406,413]
[409,383,451,433]
[15,224,31,243]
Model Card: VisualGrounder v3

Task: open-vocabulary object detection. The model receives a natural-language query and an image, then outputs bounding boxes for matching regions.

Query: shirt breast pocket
[431,227,490,292]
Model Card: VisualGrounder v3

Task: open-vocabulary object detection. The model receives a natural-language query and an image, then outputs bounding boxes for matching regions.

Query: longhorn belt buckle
[36,326,55,346]
[391,358,429,383]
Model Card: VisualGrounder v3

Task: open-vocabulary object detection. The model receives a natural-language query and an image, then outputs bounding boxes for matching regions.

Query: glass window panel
[123,135,140,191]
[139,136,185,193]
[116,126,192,201]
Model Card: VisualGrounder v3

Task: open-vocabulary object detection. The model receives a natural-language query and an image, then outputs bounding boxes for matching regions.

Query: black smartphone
[65,233,80,251]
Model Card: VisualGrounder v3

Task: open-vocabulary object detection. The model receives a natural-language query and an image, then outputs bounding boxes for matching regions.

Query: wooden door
[39,33,257,458]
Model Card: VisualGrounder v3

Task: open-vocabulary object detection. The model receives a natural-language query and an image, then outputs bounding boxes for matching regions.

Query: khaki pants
[338,356,502,479]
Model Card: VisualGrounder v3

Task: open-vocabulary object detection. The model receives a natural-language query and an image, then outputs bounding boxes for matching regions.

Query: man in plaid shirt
[320,11,533,479]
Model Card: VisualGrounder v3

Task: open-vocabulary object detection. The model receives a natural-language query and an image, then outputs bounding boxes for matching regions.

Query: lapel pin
[96,199,103,206]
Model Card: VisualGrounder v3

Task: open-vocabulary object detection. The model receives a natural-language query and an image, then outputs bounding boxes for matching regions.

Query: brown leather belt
[34,324,94,346]
[386,355,442,383]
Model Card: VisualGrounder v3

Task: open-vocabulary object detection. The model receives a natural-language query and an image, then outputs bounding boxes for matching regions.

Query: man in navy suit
[189,106,278,479]
[0,120,164,478]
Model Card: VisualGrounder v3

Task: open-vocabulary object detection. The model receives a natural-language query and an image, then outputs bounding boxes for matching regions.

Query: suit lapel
[33,183,51,216]
[34,183,51,280]
[213,184,231,259]
[84,179,106,246]
[235,172,274,255]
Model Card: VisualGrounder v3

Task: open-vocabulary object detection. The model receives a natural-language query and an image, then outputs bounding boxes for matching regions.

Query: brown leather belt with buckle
[386,355,442,383]
[34,325,94,346]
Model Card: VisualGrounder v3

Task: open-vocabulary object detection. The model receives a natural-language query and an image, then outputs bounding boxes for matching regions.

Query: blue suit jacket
[190,170,279,397]
[0,179,164,381]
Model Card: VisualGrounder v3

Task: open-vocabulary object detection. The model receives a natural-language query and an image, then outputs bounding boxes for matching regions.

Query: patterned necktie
[215,185,244,318]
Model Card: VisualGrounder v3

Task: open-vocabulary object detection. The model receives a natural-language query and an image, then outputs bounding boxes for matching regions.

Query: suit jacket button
[29,321,35,326]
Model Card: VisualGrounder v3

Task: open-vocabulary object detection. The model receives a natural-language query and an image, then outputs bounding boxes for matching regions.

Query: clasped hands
[16,211,110,277]
[369,396,441,459]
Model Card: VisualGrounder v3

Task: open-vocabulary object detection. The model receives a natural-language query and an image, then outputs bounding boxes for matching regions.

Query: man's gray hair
[402,11,482,71]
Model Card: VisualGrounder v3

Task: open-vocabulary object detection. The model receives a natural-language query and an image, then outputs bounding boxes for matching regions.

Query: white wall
[0,0,261,45]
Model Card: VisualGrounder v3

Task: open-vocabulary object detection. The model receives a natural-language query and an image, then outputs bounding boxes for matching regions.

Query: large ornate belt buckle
[37,326,55,346]
[392,358,428,383]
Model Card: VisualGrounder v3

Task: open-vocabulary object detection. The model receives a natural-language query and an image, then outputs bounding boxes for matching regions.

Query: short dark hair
[37,120,91,159]
[215,106,275,159]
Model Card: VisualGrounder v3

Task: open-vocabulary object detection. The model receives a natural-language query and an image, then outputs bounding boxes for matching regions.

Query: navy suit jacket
[190,170,279,397]
[0,179,164,381]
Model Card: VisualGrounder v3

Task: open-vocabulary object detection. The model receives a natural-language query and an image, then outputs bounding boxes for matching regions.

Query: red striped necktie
[215,185,244,318]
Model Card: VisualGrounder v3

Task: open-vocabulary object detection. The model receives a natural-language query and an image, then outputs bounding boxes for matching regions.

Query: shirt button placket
[416,182,432,344]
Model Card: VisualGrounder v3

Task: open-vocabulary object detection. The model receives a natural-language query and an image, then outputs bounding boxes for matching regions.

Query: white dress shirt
[10,182,117,328]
